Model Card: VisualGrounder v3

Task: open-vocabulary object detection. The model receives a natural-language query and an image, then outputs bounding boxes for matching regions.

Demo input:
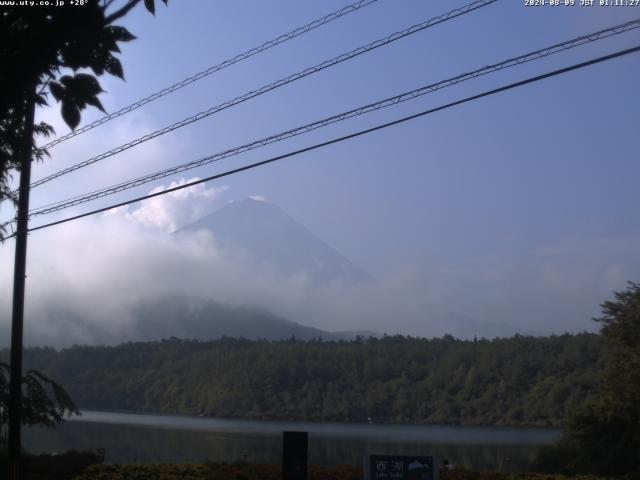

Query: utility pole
[8,89,36,480]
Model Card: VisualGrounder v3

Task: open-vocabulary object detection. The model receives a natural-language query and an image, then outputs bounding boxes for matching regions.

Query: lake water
[24,410,560,472]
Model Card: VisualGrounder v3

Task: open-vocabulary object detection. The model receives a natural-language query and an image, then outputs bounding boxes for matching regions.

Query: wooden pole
[8,89,36,480]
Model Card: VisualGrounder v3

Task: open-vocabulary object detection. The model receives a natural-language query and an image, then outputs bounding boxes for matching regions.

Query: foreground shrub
[441,469,632,480]
[74,463,363,480]
[73,463,210,480]
[0,450,101,480]
[72,463,636,480]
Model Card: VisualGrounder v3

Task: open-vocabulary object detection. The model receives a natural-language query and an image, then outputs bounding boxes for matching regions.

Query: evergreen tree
[536,282,640,476]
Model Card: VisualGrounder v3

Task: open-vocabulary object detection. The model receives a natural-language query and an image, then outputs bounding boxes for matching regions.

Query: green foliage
[536,283,640,476]
[0,362,78,441]
[11,333,602,427]
[596,282,640,415]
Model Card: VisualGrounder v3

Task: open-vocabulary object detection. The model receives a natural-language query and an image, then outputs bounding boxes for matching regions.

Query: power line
[29,17,640,217]
[28,0,497,191]
[17,44,638,237]
[39,0,381,150]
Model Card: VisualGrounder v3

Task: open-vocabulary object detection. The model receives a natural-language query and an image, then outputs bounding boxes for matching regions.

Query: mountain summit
[176,198,369,283]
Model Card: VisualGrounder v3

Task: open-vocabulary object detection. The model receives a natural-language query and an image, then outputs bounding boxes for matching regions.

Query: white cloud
[249,195,266,202]
[2,176,639,347]
[10,105,193,230]
[120,178,228,232]
[0,184,458,346]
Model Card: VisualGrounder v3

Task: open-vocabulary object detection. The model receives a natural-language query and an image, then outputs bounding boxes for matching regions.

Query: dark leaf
[106,41,121,53]
[71,73,104,96]
[33,147,51,162]
[34,93,48,107]
[61,101,80,130]
[34,122,55,138]
[89,50,108,76]
[86,96,106,113]
[144,0,155,15]
[49,82,64,101]
[104,56,124,79]
[60,40,95,71]
[59,75,74,88]
[107,25,136,42]
[92,64,105,76]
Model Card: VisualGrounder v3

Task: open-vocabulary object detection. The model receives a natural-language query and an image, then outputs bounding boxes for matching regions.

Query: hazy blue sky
[2,0,639,342]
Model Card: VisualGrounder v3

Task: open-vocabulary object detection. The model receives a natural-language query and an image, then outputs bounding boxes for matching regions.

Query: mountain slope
[176,198,369,283]
[131,294,352,342]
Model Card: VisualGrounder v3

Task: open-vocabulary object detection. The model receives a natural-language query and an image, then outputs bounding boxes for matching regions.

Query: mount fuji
[176,197,369,284]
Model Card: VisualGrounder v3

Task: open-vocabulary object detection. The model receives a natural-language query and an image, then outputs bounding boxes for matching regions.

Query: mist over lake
[24,411,560,471]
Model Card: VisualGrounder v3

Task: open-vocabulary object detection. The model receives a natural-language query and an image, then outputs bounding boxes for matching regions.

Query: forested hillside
[9,334,602,427]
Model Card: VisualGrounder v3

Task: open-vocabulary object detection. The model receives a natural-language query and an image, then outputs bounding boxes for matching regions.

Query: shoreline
[70,408,565,432]
[67,409,561,445]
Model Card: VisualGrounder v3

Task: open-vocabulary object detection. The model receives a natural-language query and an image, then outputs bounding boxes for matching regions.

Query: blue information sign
[366,455,436,480]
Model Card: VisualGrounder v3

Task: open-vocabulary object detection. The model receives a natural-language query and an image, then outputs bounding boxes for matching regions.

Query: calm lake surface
[24,410,560,472]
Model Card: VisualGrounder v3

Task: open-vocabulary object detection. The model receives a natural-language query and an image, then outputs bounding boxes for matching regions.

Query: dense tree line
[536,282,640,476]
[2,333,602,427]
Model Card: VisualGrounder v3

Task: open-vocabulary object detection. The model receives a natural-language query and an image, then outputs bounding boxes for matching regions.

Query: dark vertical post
[282,431,308,480]
[8,91,36,480]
